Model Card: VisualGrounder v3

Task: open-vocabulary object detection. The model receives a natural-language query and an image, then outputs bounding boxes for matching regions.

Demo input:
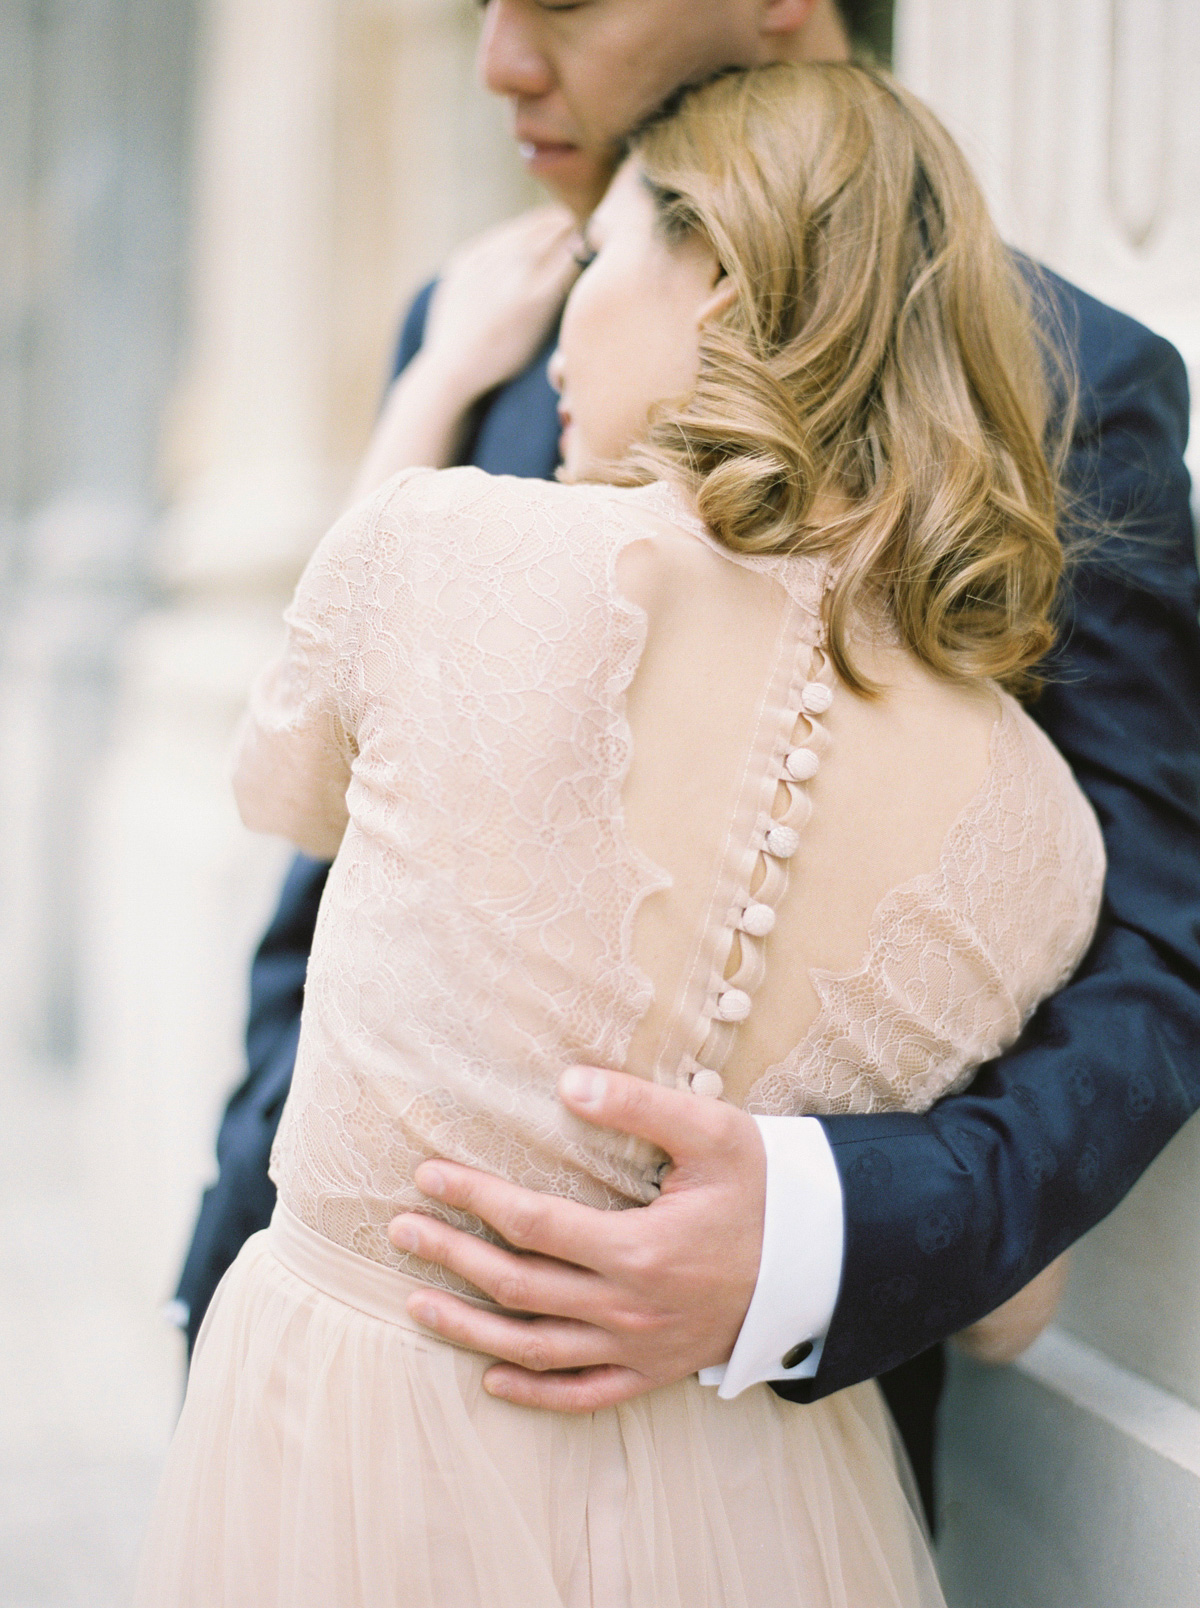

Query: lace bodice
[234,467,1105,1289]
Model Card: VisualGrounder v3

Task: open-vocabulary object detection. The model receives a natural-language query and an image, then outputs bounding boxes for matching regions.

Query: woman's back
[143,64,1115,1608]
[235,465,1104,1284]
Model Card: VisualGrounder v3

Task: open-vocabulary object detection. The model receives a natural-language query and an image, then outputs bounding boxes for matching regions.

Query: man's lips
[517,137,582,166]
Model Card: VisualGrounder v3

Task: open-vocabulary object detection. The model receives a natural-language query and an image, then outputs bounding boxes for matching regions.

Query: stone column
[896,0,1200,494]
[0,0,199,1063]
[80,0,537,1311]
[894,4,1200,1602]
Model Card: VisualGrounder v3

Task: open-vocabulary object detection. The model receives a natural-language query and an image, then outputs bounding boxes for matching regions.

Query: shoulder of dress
[995,689,1079,784]
[371,464,633,528]
[979,691,1107,870]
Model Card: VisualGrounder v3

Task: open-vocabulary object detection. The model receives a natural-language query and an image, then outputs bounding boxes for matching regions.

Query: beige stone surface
[897,0,1200,496]
[0,1057,179,1606]
[1060,1112,1200,1414]
[938,1332,1200,1608]
[161,0,537,591]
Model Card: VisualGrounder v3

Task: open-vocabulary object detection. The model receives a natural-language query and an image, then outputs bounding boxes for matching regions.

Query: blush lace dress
[134,467,1105,1608]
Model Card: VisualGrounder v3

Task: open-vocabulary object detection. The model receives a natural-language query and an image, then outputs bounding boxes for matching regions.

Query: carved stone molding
[1107,0,1171,250]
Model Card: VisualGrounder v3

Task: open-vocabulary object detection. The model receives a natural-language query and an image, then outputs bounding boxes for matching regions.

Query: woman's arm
[235,207,577,853]
[348,206,577,502]
[176,249,571,1348]
[231,500,372,859]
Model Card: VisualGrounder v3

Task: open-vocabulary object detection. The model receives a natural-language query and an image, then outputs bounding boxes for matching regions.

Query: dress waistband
[267,1201,483,1352]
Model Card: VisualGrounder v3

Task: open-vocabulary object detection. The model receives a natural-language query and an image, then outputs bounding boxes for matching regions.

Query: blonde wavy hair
[622,63,1073,695]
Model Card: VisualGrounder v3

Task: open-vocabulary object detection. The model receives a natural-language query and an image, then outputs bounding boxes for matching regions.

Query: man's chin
[516,141,614,218]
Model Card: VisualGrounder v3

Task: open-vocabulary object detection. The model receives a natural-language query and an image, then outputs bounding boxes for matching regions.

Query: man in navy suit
[175,0,1200,1529]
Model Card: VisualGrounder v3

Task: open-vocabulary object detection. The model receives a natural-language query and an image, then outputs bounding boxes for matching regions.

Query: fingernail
[409,1298,439,1330]
[389,1218,420,1253]
[416,1163,447,1199]
[485,1375,511,1399]
[560,1066,605,1107]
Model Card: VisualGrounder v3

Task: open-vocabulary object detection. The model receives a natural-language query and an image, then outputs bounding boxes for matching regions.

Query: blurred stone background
[0,2,1195,1603]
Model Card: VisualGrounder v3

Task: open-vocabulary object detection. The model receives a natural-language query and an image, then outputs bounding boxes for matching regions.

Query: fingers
[404,1288,613,1375]
[389,1206,604,1318]
[558,1066,742,1168]
[402,1161,629,1273]
[460,204,576,267]
[513,202,577,243]
[518,207,582,287]
[483,1362,651,1414]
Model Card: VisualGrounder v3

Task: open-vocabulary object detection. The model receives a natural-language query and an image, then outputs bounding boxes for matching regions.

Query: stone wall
[896,0,1199,491]
[0,0,199,1065]
[0,4,205,1592]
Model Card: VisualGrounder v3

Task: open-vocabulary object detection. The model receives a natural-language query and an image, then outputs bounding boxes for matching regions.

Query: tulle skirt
[133,1203,945,1608]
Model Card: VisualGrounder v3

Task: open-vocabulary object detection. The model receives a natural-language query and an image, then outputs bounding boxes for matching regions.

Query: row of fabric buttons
[690,653,835,1099]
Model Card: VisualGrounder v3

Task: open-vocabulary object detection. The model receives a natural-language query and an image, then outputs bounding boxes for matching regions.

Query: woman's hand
[954,1253,1069,1365]
[349,206,580,501]
[420,204,581,404]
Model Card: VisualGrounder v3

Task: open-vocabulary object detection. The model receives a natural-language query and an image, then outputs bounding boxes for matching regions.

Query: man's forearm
[801,925,1200,1399]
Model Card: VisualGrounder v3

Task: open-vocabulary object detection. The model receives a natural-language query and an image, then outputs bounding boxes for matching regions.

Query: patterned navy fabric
[176,272,1197,1505]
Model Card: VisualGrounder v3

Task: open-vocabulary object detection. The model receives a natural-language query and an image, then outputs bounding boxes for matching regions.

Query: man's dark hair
[835,0,893,63]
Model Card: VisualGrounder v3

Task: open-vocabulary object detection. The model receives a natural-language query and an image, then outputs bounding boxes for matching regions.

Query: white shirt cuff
[698,1115,844,1399]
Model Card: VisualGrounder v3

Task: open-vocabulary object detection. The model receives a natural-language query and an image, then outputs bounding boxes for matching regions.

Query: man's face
[477,0,784,218]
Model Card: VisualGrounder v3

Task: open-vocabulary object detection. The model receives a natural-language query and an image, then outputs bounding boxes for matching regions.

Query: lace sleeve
[232,468,430,859]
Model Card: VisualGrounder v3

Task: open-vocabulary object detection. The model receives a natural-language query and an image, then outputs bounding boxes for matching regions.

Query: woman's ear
[696,276,738,327]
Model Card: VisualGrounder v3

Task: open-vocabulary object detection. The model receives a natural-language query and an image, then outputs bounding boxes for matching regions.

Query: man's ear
[760,0,853,62]
[696,276,739,327]
[759,0,819,40]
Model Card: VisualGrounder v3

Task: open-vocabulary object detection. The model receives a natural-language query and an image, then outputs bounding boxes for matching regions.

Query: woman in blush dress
[134,64,1103,1608]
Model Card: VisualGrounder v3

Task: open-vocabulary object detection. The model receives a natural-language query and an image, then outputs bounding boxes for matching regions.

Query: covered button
[765,823,800,858]
[801,682,834,714]
[690,1068,725,1098]
[785,747,820,781]
[741,901,776,937]
[715,988,752,1022]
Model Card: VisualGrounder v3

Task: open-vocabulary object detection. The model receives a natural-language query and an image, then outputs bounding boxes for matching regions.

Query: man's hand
[387,1067,766,1412]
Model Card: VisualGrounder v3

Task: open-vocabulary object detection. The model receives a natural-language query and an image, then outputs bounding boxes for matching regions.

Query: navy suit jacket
[178,272,1199,1434]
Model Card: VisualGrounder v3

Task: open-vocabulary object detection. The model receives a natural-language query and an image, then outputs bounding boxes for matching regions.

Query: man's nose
[477,0,555,100]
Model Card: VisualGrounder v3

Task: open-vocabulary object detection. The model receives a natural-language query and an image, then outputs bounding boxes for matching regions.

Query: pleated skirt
[133,1203,945,1608]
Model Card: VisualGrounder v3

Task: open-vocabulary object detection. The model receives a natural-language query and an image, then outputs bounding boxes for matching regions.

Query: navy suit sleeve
[391,281,436,380]
[785,281,1200,1400]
